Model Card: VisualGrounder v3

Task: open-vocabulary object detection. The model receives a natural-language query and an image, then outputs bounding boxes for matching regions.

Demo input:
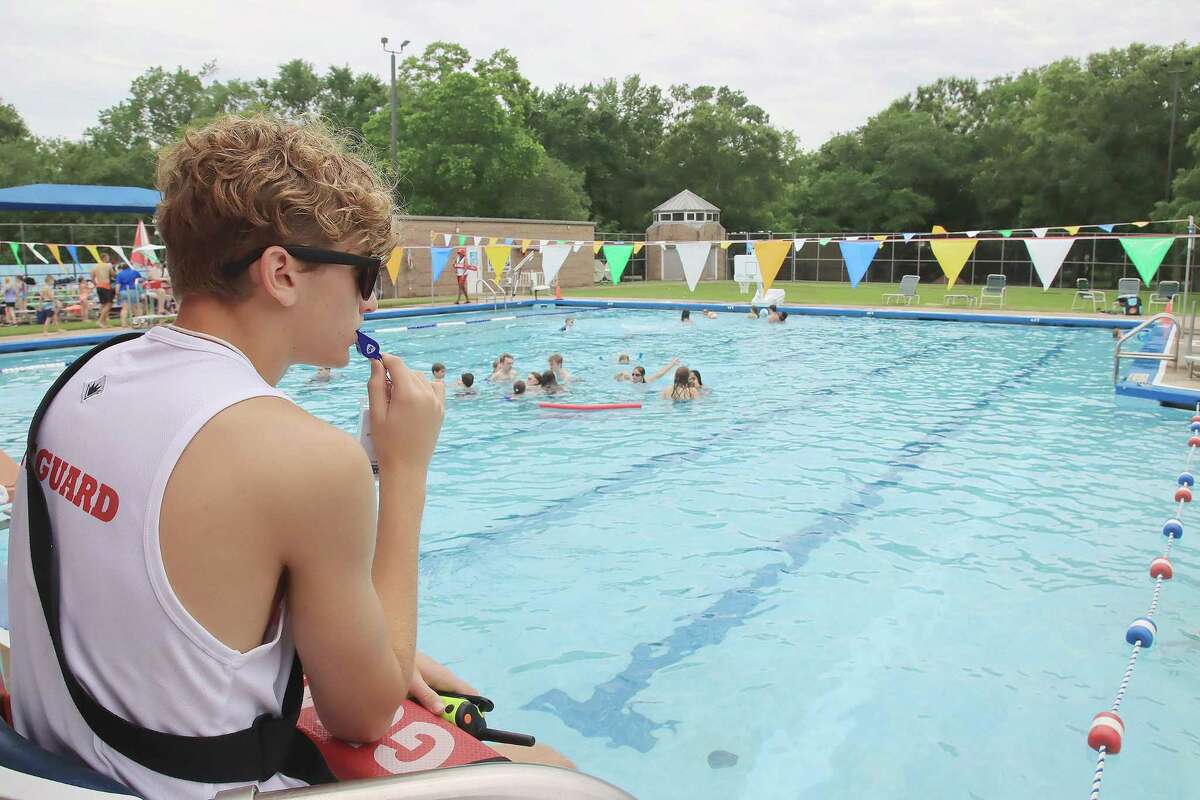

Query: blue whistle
[356,330,382,360]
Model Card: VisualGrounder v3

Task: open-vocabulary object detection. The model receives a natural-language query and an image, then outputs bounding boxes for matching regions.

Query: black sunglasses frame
[221,244,382,300]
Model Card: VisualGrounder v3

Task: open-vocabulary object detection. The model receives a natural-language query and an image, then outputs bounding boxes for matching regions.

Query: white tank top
[6,325,308,800]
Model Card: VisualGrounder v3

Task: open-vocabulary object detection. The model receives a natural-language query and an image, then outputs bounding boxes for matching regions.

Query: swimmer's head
[461,372,474,388]
[499,352,513,367]
[540,370,558,387]
[549,353,563,368]
[689,369,703,388]
[768,304,777,313]
[432,362,446,379]
[513,379,526,395]
[527,371,541,386]
[681,309,691,321]
[631,366,647,383]
[673,366,691,387]
[618,353,631,364]
[777,311,788,322]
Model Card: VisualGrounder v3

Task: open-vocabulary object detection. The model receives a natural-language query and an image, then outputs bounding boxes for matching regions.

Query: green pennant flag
[458,235,467,246]
[1120,237,1176,286]
[818,237,832,246]
[602,244,634,284]
[8,241,22,265]
[997,229,1013,238]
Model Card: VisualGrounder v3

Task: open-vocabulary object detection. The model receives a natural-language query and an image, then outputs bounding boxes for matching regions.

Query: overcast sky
[4,1,1195,149]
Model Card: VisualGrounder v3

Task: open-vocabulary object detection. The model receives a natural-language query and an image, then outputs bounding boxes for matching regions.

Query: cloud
[3,0,1192,149]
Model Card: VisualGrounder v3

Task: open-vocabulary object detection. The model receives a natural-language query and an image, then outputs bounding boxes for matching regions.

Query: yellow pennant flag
[753,240,793,292]
[485,245,510,282]
[719,241,733,250]
[520,239,531,250]
[47,244,63,265]
[1133,221,1150,228]
[592,241,604,255]
[1064,226,1080,236]
[385,248,404,284]
[931,225,947,234]
[873,234,888,242]
[633,242,644,255]
[929,239,977,289]
[85,244,102,263]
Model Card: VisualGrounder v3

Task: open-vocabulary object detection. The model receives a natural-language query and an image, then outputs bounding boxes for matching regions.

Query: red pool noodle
[537,402,642,411]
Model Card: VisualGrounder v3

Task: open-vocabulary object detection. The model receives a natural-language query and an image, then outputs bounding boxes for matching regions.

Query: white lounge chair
[979,274,1006,307]
[1071,278,1107,311]
[751,287,785,307]
[1149,280,1180,311]
[882,275,920,305]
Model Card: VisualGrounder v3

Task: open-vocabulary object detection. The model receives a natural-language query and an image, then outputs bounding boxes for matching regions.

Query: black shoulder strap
[24,332,333,785]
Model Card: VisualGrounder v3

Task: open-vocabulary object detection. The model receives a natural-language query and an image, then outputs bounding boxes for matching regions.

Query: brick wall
[644,221,728,281]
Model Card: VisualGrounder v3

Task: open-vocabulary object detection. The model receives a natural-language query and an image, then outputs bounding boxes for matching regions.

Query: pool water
[2,309,1199,800]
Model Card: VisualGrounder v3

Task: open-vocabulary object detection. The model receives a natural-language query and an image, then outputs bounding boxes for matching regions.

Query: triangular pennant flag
[1031,227,1048,238]
[540,244,571,285]
[846,235,861,241]
[473,236,483,246]
[1064,226,1080,236]
[8,241,22,265]
[1098,224,1114,233]
[929,239,977,289]
[385,247,404,284]
[571,242,582,253]
[818,238,832,246]
[485,245,510,282]
[753,240,792,293]
[25,243,49,263]
[1025,238,1073,290]
[997,230,1013,238]
[504,238,514,245]
[837,240,881,289]
[966,231,980,238]
[747,241,755,255]
[592,241,604,255]
[1133,221,1150,228]
[65,245,80,266]
[633,242,644,255]
[539,239,549,247]
[444,234,452,246]
[793,238,807,249]
[109,245,132,267]
[902,233,915,242]
[719,240,733,250]
[932,225,947,234]
[430,247,453,283]
[132,220,153,266]
[520,239,531,250]
[675,242,712,292]
[85,245,102,264]
[458,235,467,246]
[47,244,63,265]
[602,244,634,284]
[873,234,888,242]
[1120,237,1176,286]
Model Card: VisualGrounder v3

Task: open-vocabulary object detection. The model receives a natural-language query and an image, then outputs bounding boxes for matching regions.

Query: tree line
[1,41,1197,236]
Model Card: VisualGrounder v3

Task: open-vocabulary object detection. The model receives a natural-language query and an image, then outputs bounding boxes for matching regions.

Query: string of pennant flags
[425,216,1198,293]
[0,220,165,272]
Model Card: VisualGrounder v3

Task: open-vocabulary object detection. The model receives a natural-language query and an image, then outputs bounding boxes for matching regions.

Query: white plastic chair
[882,275,920,305]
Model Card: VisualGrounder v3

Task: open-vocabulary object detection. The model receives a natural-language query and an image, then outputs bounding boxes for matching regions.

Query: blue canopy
[0,184,160,214]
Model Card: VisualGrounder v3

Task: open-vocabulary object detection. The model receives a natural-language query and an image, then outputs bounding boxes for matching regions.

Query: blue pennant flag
[430,247,453,283]
[1098,224,1115,233]
[902,233,915,242]
[837,240,881,288]
[65,245,80,266]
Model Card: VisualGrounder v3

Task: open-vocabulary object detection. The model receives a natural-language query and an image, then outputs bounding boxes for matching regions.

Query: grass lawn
[563,280,1126,314]
[0,320,113,339]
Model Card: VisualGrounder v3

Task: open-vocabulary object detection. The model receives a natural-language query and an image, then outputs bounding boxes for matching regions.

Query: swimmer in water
[617,356,679,383]
[662,365,699,400]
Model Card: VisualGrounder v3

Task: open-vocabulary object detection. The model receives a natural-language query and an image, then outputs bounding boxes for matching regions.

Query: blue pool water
[2,309,1199,799]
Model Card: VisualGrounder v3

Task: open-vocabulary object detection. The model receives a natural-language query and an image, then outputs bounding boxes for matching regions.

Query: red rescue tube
[538,402,642,411]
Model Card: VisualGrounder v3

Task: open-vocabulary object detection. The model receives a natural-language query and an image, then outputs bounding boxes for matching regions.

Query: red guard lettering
[35,449,52,481]
[91,484,119,523]
[33,447,119,523]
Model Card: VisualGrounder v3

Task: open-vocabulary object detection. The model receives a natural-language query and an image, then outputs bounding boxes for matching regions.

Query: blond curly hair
[156,115,399,299]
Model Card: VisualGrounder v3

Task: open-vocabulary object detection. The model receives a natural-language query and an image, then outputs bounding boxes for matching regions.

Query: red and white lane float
[1085,410,1196,799]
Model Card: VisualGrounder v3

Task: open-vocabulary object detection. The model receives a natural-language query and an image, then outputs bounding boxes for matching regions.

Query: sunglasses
[221,244,382,301]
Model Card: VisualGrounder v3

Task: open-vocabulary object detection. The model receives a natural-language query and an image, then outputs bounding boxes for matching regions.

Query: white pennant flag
[473,236,483,246]
[1031,227,1048,238]
[846,235,861,241]
[539,239,549,248]
[24,243,49,263]
[571,242,582,253]
[793,238,807,249]
[109,245,133,267]
[675,242,713,292]
[443,234,452,246]
[540,244,571,285]
[966,231,979,238]
[1025,238,1074,290]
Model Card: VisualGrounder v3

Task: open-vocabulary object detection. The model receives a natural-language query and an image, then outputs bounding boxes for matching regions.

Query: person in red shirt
[452,248,476,305]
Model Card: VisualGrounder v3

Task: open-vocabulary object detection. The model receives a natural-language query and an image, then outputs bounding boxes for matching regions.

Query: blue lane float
[1085,406,1195,798]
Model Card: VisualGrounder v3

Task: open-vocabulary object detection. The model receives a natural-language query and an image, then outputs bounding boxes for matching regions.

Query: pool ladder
[1113,312,1180,384]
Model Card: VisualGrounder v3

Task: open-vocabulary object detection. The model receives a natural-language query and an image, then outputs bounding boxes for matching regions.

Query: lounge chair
[1071,278,1107,311]
[979,274,1006,307]
[593,259,611,284]
[1149,280,1180,311]
[882,275,920,305]
[530,270,552,300]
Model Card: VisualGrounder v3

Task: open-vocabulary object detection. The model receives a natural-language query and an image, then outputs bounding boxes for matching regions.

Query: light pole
[1165,60,1192,203]
[380,37,410,174]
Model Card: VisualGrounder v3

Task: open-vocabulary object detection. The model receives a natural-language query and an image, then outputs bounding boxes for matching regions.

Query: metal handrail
[476,279,503,310]
[1113,312,1179,384]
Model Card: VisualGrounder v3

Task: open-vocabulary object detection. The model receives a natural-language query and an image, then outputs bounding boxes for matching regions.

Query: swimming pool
[1,309,1198,799]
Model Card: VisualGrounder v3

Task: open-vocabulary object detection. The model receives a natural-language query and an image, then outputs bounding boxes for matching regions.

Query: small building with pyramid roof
[645,189,726,282]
